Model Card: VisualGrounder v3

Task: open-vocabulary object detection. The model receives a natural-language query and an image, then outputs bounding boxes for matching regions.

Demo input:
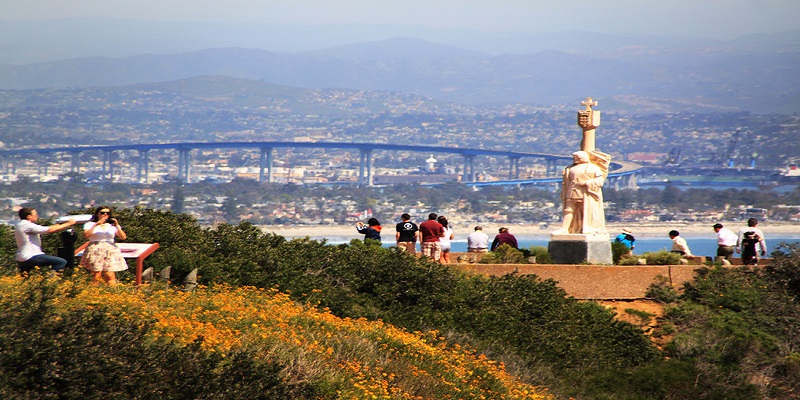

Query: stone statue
[557,98,611,235]
[560,150,607,234]
[549,98,613,264]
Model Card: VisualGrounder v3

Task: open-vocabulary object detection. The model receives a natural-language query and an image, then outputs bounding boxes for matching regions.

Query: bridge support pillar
[39,154,48,177]
[70,151,81,174]
[103,150,114,181]
[627,173,637,189]
[546,158,559,177]
[137,150,150,183]
[508,156,521,180]
[259,147,273,184]
[178,149,191,183]
[359,148,374,186]
[462,155,476,182]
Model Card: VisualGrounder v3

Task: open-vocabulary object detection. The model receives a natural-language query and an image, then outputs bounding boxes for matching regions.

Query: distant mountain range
[1,19,798,114]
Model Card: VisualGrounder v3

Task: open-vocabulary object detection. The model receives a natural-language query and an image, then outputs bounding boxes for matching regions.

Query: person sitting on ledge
[14,207,77,275]
[491,227,518,251]
[669,230,694,259]
[467,226,489,253]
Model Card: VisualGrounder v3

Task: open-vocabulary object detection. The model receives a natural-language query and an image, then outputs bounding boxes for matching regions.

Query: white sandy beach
[260,221,800,241]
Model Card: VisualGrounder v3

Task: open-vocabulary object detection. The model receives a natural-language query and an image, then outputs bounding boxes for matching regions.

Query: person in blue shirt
[615,228,635,255]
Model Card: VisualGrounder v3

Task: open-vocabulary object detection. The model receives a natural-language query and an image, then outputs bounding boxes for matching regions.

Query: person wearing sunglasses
[80,206,127,285]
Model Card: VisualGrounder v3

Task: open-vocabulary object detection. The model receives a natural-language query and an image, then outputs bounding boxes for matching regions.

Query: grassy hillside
[2,209,799,399]
[0,274,551,399]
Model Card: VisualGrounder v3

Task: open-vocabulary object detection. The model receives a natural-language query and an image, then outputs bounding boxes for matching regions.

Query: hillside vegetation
[0,275,550,399]
[1,207,799,399]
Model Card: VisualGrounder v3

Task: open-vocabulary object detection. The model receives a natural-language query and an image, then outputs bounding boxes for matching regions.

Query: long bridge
[0,141,640,188]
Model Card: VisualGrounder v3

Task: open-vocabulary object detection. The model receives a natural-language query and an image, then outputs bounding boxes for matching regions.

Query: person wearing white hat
[614,228,635,255]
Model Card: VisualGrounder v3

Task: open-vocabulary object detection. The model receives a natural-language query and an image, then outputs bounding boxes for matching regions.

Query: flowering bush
[0,274,551,399]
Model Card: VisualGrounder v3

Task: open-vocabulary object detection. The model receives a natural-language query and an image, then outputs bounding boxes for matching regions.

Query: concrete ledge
[456,264,705,300]
[449,252,488,263]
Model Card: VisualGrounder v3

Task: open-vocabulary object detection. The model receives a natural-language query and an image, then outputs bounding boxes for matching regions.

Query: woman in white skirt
[436,215,455,263]
[81,206,127,285]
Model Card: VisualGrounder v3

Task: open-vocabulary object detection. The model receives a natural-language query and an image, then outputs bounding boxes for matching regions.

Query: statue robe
[561,161,607,234]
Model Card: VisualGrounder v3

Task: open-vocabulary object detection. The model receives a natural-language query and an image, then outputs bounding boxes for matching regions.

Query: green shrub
[611,241,632,264]
[479,244,526,264]
[646,275,679,303]
[620,250,682,265]
[660,264,800,399]
[766,242,800,299]
[651,322,676,339]
[526,245,552,264]
[624,308,655,328]
[0,225,17,273]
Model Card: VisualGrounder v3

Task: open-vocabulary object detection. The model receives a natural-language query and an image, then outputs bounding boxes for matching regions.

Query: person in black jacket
[356,217,382,243]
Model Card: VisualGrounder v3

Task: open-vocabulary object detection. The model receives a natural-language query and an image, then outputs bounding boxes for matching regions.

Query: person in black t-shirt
[395,213,419,254]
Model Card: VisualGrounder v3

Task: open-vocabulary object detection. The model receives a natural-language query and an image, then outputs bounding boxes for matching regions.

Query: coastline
[259,221,800,241]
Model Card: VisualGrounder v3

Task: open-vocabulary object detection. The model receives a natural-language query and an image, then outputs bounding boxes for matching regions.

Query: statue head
[572,151,590,164]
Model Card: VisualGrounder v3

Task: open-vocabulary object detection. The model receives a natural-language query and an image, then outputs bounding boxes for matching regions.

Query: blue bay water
[446,236,800,259]
[324,234,800,258]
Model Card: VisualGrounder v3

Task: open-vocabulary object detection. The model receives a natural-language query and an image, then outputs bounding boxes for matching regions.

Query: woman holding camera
[356,217,382,243]
[80,206,127,285]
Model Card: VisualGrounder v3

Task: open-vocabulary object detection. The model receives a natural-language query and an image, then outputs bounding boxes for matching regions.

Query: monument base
[548,232,613,265]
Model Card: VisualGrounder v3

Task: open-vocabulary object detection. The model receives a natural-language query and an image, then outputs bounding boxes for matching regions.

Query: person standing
[80,206,128,285]
[467,226,489,253]
[739,231,761,265]
[437,215,455,263]
[736,218,767,259]
[419,213,444,261]
[669,230,694,259]
[14,207,77,274]
[395,213,419,254]
[491,227,518,251]
[713,223,738,261]
[356,218,382,243]
[614,228,636,255]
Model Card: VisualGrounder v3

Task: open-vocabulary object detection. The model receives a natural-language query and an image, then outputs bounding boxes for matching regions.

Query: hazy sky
[3,0,798,39]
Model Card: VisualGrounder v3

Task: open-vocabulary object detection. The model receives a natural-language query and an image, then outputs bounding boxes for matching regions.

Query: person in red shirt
[491,227,518,251]
[418,213,444,261]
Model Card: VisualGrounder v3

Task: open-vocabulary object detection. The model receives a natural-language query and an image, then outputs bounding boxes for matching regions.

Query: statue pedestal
[548,232,612,265]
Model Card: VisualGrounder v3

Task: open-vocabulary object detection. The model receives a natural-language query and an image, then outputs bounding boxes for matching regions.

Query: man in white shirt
[15,207,77,274]
[713,223,738,261]
[736,218,767,257]
[669,230,694,259]
[467,226,489,253]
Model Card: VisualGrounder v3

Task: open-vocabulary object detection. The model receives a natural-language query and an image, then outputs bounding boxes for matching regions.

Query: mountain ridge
[0,32,797,114]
